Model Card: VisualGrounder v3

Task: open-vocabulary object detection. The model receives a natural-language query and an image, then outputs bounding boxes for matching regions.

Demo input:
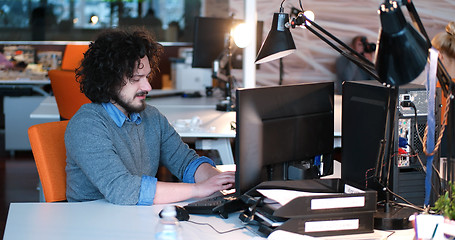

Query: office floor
[0,131,40,237]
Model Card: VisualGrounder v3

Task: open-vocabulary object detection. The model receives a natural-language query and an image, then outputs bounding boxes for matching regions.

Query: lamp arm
[403,0,431,47]
[338,50,380,81]
[299,17,380,80]
[305,18,376,69]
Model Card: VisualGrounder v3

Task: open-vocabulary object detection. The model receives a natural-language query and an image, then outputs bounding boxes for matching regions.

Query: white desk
[3,200,260,240]
[3,200,416,240]
[30,96,237,135]
[148,96,236,164]
[146,96,236,139]
[28,96,59,119]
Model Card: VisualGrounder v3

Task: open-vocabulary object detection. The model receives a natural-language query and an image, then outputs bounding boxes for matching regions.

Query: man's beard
[114,91,148,114]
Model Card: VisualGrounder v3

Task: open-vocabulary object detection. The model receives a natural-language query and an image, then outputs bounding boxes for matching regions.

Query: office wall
[230,0,454,87]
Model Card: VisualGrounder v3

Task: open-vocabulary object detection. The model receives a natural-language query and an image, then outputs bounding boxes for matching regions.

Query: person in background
[431,21,455,156]
[433,21,455,121]
[335,35,375,94]
[65,27,235,205]
[432,21,455,80]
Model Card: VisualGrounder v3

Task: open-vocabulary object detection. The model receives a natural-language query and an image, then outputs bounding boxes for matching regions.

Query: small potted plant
[432,181,455,237]
[433,182,455,220]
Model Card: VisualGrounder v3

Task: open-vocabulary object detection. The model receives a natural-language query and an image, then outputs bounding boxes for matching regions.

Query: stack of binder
[239,179,377,237]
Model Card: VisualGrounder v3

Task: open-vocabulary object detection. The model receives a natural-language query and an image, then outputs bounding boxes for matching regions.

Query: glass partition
[0,0,199,42]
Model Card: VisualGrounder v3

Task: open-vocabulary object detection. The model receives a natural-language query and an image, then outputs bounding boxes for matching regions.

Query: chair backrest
[61,44,89,71]
[28,121,69,202]
[48,69,91,120]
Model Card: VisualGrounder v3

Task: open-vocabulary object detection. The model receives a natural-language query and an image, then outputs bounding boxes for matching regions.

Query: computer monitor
[341,81,397,194]
[192,17,263,69]
[235,82,335,195]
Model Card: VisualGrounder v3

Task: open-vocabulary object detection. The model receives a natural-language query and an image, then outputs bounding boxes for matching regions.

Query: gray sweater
[65,103,199,204]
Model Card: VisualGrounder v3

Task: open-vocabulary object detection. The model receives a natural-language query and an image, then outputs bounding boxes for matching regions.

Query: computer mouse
[159,205,190,221]
[174,206,190,221]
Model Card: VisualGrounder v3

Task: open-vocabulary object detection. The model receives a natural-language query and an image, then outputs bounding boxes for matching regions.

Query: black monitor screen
[235,82,334,195]
[341,81,396,192]
[192,17,263,69]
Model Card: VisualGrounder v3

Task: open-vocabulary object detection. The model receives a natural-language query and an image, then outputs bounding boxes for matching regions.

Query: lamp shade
[255,12,296,64]
[375,1,429,86]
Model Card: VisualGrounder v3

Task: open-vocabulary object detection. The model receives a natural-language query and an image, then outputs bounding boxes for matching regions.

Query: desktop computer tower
[393,84,441,206]
[342,81,441,206]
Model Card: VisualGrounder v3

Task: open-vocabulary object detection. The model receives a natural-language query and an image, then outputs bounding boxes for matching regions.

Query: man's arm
[152,166,235,204]
[194,162,222,182]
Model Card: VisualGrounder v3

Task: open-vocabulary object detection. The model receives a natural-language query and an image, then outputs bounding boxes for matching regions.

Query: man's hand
[192,171,235,198]
[154,164,235,204]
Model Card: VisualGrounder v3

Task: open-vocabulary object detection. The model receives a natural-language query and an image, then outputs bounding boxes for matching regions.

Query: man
[335,35,375,94]
[65,28,235,205]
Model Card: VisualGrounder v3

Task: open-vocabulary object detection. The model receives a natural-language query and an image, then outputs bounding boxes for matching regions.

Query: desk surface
[146,94,222,107]
[30,95,236,138]
[148,95,342,137]
[0,70,50,84]
[0,79,50,84]
[3,200,259,240]
[147,96,235,138]
[3,200,415,240]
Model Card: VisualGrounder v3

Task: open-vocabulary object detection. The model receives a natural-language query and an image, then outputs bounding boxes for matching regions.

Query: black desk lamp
[254,5,296,86]
[376,0,454,217]
[372,0,429,230]
[375,1,428,86]
[255,6,296,64]
[255,0,452,230]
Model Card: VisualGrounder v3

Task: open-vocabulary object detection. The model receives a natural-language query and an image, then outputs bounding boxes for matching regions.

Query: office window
[0,0,192,42]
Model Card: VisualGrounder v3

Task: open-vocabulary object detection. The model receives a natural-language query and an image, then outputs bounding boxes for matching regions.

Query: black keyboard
[184,193,237,214]
[184,193,246,218]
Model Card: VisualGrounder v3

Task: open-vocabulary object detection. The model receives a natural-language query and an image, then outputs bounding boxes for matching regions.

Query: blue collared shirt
[101,102,215,205]
[102,102,142,127]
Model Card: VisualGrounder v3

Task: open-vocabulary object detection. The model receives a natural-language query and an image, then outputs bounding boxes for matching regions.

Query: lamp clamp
[290,12,306,28]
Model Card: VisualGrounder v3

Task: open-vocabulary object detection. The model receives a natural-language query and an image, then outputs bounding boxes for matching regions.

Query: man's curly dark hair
[76,27,163,103]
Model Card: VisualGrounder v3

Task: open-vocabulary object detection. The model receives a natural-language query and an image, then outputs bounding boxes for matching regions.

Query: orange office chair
[61,44,89,71]
[28,121,69,202]
[48,69,91,120]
